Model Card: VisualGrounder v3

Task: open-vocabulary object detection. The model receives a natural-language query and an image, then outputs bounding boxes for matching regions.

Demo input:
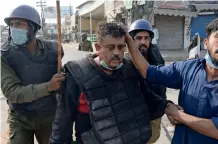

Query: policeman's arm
[1,57,51,103]
[89,41,93,52]
[49,73,79,144]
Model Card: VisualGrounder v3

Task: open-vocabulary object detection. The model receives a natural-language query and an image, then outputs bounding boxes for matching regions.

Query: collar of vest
[18,41,48,63]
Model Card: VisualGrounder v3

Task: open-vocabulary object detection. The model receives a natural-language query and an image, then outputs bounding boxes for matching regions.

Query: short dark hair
[95,21,127,43]
[206,18,218,38]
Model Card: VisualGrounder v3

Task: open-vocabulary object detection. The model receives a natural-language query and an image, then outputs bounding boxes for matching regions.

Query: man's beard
[138,45,149,58]
[208,49,218,67]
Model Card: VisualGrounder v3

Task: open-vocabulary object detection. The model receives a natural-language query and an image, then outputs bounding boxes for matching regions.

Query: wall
[155,15,184,50]
[79,18,101,33]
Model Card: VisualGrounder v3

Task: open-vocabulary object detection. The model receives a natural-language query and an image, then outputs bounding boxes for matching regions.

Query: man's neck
[26,38,37,55]
[206,63,218,82]
[94,56,113,75]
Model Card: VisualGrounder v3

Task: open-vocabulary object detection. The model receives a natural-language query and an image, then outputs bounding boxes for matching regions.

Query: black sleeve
[149,84,167,100]
[139,79,168,120]
[49,73,80,144]
[148,44,165,66]
[78,44,81,51]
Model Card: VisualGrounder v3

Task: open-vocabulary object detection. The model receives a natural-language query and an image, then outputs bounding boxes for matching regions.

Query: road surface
[0,43,179,144]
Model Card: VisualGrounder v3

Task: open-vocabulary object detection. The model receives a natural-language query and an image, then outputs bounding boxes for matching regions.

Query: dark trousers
[7,109,55,144]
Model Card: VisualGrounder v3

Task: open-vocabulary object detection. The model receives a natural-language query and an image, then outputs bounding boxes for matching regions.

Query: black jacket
[49,59,168,144]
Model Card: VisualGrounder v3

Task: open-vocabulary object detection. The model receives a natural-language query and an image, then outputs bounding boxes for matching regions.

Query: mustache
[139,44,148,50]
[111,55,121,61]
[139,45,148,52]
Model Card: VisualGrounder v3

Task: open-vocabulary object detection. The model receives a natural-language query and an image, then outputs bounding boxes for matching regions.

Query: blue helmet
[4,5,41,29]
[129,19,154,39]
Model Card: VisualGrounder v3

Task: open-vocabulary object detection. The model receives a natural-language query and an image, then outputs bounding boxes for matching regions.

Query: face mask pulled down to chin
[98,50,123,71]
[205,51,218,69]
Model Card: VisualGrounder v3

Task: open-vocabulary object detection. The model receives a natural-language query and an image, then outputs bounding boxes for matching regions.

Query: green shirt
[1,40,54,104]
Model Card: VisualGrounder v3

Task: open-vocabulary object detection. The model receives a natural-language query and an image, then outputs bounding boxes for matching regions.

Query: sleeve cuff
[212,117,218,129]
[35,83,50,99]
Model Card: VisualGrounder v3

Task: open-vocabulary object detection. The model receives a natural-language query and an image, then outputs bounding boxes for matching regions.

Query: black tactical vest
[1,40,58,117]
[66,55,152,144]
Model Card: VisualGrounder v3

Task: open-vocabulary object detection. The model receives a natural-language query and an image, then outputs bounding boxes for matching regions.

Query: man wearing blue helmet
[1,5,65,144]
[127,19,166,143]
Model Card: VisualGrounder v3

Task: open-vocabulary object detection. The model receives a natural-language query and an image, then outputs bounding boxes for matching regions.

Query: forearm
[125,35,150,78]
[179,112,218,139]
[3,82,50,103]
[1,59,50,103]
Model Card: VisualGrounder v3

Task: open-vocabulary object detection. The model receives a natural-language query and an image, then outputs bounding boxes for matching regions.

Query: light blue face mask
[100,59,123,71]
[10,28,28,45]
[205,52,218,69]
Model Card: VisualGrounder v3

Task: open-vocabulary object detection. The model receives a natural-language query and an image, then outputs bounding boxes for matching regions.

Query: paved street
[0,43,179,144]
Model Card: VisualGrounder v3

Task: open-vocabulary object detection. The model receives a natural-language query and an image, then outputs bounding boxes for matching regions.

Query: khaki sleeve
[1,57,50,104]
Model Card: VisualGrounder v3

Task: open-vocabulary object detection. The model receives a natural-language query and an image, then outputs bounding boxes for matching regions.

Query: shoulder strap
[41,39,64,58]
[41,39,58,51]
[65,57,96,101]
[121,58,140,80]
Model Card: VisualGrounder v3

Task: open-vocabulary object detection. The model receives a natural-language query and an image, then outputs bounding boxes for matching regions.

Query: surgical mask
[100,59,123,71]
[10,28,28,45]
[205,52,218,69]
